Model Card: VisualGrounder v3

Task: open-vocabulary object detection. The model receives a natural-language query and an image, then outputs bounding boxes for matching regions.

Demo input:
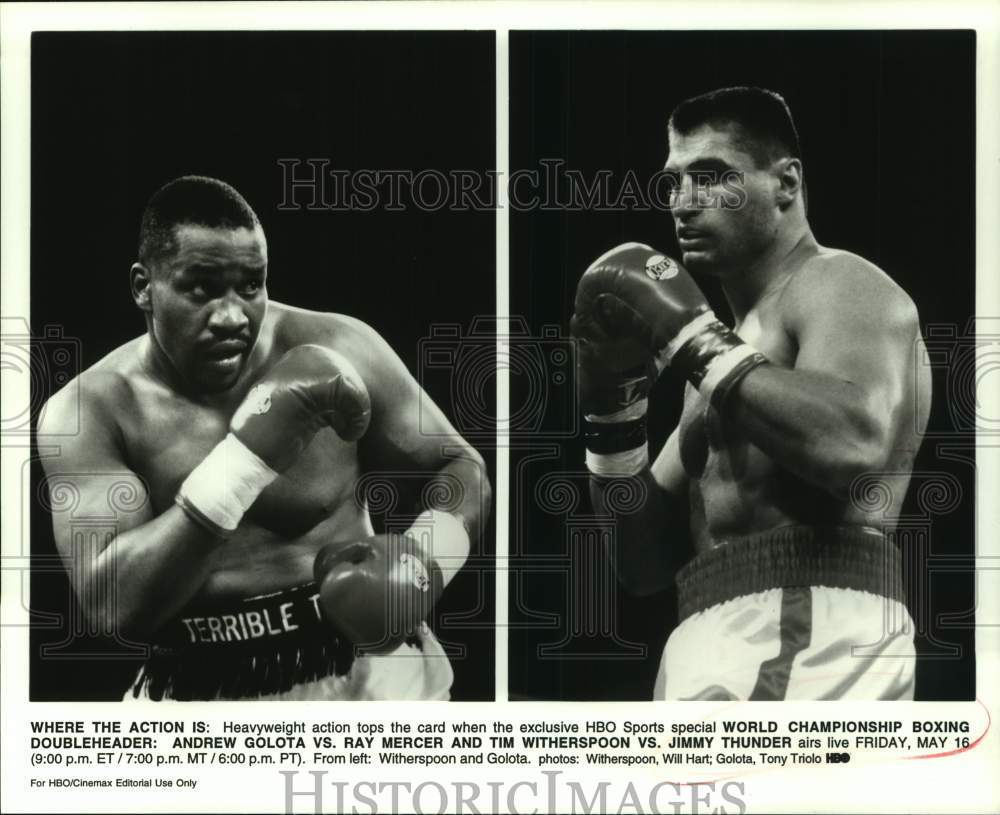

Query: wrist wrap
[175,433,278,538]
[584,371,651,477]
[669,313,769,410]
[405,509,469,588]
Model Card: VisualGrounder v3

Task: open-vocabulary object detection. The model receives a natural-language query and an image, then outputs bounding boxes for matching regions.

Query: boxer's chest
[121,394,358,536]
[677,307,796,480]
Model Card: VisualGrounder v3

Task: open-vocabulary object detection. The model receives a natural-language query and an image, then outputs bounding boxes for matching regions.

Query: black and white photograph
[508,30,977,703]
[1,4,998,815]
[25,30,496,703]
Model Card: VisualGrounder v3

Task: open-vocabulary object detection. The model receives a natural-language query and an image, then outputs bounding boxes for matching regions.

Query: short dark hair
[138,175,260,265]
[668,87,802,168]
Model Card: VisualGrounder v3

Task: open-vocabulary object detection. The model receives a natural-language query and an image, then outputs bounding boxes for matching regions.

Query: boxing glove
[176,345,371,536]
[314,533,442,654]
[574,243,768,407]
[230,344,370,472]
[572,313,657,477]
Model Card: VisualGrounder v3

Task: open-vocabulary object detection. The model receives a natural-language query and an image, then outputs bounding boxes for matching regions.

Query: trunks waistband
[675,526,905,622]
[153,582,329,649]
[133,582,354,701]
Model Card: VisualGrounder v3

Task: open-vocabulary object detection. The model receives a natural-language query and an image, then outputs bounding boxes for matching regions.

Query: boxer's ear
[130,263,152,312]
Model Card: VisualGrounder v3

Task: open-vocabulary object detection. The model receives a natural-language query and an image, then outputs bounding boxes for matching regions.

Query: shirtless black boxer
[573,88,930,700]
[38,176,490,701]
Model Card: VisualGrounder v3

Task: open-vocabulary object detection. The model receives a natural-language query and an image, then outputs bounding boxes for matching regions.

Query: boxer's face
[665,123,780,277]
[137,224,268,392]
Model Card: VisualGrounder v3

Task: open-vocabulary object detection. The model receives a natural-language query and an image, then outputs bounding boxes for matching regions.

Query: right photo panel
[508,30,976,702]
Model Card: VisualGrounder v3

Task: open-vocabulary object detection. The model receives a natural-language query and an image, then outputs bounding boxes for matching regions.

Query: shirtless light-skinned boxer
[38,176,491,701]
[573,87,930,700]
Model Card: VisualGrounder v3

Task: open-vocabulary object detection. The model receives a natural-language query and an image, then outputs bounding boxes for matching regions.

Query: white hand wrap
[175,433,278,537]
[585,445,650,477]
[584,399,650,476]
[405,509,471,587]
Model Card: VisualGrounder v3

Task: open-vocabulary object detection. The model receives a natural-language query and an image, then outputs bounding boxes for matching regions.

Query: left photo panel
[27,31,496,702]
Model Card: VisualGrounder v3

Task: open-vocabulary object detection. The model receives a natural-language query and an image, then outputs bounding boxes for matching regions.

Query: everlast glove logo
[645,254,678,281]
[232,383,274,428]
[400,553,430,592]
[245,384,273,415]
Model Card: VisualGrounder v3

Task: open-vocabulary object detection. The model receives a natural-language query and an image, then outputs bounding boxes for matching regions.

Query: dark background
[29,31,496,701]
[508,30,977,701]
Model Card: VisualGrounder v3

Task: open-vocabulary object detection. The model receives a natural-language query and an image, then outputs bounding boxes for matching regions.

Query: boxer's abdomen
[681,395,875,553]
[192,506,373,603]
[693,445,869,552]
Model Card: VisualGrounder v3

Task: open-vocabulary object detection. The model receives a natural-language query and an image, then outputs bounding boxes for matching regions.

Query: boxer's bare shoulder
[778,246,930,433]
[36,338,159,573]
[266,303,439,433]
[778,247,920,339]
[268,303,402,382]
[38,336,148,449]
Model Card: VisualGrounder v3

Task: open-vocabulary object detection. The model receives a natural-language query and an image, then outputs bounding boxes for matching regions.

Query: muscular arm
[589,429,690,596]
[37,384,222,640]
[726,257,920,496]
[347,319,491,582]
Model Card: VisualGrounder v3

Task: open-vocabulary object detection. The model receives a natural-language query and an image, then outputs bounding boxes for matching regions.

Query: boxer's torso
[88,304,374,607]
[677,248,928,554]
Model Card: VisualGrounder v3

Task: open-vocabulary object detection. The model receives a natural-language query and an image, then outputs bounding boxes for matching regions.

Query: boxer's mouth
[203,340,247,359]
[202,341,248,371]
[677,227,710,244]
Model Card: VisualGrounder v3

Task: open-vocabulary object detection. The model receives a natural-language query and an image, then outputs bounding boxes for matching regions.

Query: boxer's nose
[207,292,250,334]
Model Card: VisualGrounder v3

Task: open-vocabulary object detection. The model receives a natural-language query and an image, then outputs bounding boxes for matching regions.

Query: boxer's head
[665,87,805,277]
[131,176,268,392]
